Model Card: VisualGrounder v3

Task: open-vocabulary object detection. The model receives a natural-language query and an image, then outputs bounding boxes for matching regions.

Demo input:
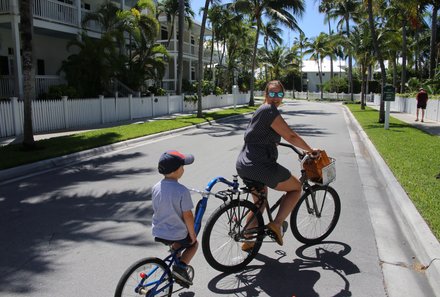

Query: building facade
[301,59,347,92]
[0,0,211,98]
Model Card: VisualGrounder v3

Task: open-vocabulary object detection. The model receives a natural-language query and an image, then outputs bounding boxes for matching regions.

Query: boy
[152,150,198,286]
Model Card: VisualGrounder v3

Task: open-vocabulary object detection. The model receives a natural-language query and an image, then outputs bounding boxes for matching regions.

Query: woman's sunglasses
[268,91,284,98]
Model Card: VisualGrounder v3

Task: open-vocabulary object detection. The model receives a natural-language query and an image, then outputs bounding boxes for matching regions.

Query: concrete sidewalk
[367,102,440,136]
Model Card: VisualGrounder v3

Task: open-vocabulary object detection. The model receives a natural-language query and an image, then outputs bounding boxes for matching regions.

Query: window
[191,66,195,80]
[161,26,168,40]
[37,59,45,75]
[191,36,195,45]
[0,56,9,75]
[81,2,91,10]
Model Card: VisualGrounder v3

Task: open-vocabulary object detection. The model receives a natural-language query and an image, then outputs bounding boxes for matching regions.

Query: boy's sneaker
[172,265,192,286]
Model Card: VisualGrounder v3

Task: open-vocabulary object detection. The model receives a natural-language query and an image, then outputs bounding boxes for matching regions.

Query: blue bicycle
[114,143,340,295]
[114,178,239,297]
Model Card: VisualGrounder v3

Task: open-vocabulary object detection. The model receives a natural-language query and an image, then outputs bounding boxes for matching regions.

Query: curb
[0,113,250,185]
[344,106,440,295]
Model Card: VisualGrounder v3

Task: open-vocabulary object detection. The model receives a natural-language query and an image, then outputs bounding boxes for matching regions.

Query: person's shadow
[207,241,359,297]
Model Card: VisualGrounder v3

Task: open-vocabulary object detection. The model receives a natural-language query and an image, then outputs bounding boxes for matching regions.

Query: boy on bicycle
[152,150,198,287]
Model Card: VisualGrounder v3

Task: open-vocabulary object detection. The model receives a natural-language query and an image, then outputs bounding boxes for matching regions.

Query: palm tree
[384,0,420,93]
[293,32,308,91]
[119,0,168,90]
[328,0,361,101]
[197,0,213,117]
[260,46,290,79]
[19,0,35,148]
[261,20,283,81]
[427,0,440,78]
[350,21,373,109]
[156,0,194,48]
[366,0,386,123]
[304,33,330,99]
[231,0,305,106]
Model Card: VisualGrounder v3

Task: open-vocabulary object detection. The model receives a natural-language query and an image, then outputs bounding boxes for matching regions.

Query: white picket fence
[0,93,250,138]
[371,94,440,122]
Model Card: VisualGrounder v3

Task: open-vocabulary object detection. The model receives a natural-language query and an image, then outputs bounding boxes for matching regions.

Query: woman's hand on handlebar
[302,149,321,159]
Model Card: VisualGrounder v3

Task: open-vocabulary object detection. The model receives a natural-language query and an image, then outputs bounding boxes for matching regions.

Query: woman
[236,80,317,247]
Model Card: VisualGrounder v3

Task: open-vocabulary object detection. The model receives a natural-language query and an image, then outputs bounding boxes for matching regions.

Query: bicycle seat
[155,237,174,246]
[242,178,266,192]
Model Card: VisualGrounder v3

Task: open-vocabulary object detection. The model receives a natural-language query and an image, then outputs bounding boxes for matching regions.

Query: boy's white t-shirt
[151,178,193,241]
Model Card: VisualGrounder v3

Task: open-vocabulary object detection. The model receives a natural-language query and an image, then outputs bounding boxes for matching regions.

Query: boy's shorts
[155,234,194,248]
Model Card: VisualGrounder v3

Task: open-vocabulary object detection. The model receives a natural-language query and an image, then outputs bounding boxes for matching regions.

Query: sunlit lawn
[347,104,440,240]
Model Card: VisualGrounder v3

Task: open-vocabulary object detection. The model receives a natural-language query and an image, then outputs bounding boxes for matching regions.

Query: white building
[301,59,347,92]
[0,0,211,98]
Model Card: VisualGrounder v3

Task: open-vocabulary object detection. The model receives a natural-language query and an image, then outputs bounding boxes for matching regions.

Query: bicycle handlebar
[277,142,306,159]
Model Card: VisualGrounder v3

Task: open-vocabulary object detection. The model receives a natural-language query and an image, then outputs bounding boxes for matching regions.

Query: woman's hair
[264,80,285,103]
[264,80,285,95]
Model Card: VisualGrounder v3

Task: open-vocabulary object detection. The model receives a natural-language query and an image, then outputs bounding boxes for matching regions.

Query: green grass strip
[347,104,440,240]
[0,106,257,170]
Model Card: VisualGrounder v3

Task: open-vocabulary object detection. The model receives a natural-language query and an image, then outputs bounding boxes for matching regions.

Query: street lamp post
[306,79,309,100]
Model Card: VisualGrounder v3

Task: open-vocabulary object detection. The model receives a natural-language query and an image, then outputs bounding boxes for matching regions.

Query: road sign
[383,85,395,102]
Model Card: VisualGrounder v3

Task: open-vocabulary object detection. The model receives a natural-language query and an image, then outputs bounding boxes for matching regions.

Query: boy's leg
[416,108,419,121]
[180,241,198,265]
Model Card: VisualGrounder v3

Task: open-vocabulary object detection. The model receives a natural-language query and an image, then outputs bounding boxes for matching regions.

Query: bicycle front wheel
[202,199,264,273]
[114,257,172,297]
[290,185,341,245]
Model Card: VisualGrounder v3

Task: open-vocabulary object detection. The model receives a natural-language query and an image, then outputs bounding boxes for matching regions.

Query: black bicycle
[201,143,341,273]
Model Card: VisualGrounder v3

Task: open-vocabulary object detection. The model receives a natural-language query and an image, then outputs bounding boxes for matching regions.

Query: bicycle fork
[305,187,329,218]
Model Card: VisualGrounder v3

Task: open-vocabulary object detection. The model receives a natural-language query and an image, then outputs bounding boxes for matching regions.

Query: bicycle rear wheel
[114,257,172,297]
[202,199,264,273]
[290,185,340,245]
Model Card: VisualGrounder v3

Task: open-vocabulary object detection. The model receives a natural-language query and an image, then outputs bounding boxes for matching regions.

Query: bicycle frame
[133,250,180,296]
[193,176,240,235]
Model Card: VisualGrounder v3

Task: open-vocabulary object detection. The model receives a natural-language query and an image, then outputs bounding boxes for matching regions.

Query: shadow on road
[0,151,154,294]
[207,241,359,297]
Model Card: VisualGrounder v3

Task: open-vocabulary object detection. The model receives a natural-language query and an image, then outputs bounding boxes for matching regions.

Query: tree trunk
[429,4,438,78]
[400,20,407,93]
[367,0,386,123]
[176,0,184,95]
[249,23,260,107]
[197,0,210,118]
[20,0,35,148]
[346,16,354,101]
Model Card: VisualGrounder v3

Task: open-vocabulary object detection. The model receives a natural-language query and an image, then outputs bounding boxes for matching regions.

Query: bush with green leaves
[40,84,79,99]
[323,76,348,93]
[184,95,198,103]
[147,85,166,96]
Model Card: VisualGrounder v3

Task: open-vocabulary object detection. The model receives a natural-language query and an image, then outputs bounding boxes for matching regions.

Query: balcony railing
[34,0,78,26]
[0,75,63,99]
[0,0,10,13]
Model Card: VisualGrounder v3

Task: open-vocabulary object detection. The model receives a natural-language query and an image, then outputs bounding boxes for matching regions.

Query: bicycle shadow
[207,241,359,297]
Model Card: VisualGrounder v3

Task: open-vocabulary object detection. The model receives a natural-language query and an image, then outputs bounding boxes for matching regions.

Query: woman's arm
[182,210,197,243]
[271,115,314,152]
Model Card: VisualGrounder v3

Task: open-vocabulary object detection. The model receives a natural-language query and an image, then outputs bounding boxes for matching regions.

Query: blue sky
[190,0,335,47]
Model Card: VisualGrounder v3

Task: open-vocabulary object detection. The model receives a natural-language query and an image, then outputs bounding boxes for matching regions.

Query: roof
[302,59,346,73]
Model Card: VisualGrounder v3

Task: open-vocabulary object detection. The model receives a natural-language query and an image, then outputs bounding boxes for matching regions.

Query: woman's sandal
[241,241,255,252]
[267,222,284,246]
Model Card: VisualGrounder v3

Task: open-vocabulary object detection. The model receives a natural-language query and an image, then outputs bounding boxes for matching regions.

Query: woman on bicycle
[236,80,317,247]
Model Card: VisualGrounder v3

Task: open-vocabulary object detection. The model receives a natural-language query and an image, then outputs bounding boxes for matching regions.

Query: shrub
[147,85,166,96]
[184,95,198,103]
[40,84,79,99]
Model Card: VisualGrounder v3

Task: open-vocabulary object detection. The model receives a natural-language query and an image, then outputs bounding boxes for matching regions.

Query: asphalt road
[0,101,432,296]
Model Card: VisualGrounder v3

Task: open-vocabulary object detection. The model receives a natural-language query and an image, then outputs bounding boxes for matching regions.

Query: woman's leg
[273,175,302,227]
